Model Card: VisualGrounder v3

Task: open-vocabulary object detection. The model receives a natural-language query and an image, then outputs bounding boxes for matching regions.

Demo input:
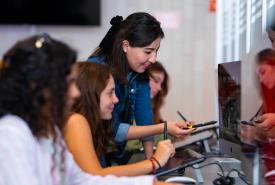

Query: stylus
[177,110,187,121]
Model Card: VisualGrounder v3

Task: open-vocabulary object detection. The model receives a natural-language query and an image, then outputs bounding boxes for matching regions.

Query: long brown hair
[256,48,275,113]
[148,62,169,123]
[73,62,113,156]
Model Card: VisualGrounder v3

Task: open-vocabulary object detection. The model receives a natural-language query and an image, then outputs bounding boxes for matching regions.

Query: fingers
[258,120,272,131]
[167,121,195,138]
[160,139,175,155]
[175,128,195,138]
[156,140,175,161]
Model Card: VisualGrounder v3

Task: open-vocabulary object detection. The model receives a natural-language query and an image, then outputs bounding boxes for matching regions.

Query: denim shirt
[87,56,154,144]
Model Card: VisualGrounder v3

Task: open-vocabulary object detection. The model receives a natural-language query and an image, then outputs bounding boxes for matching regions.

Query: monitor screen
[218,61,241,146]
[0,0,100,26]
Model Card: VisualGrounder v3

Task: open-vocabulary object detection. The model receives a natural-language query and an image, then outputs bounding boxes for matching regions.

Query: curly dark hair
[0,34,77,137]
[73,62,114,156]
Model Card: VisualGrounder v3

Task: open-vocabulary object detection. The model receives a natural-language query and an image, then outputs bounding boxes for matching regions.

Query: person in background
[88,12,193,163]
[64,62,175,176]
[0,34,176,185]
[255,49,275,131]
[148,61,169,124]
[267,19,275,49]
[254,48,275,184]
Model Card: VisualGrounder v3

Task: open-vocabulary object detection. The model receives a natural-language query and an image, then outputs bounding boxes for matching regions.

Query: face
[257,63,275,89]
[100,76,119,120]
[66,64,80,112]
[122,37,161,73]
[149,71,165,98]
[268,29,275,49]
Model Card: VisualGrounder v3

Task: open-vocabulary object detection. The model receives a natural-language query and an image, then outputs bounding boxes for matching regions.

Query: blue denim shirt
[87,56,154,143]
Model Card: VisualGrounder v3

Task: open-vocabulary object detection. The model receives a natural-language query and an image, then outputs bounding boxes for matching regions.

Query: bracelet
[151,156,161,169]
[150,159,157,174]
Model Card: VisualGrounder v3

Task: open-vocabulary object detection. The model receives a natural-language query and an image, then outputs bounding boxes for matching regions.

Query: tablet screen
[155,148,205,177]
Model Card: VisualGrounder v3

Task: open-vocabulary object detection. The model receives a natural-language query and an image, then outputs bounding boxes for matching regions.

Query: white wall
[0,0,216,122]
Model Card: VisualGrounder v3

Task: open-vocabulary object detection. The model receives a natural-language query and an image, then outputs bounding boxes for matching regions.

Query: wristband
[151,156,161,169]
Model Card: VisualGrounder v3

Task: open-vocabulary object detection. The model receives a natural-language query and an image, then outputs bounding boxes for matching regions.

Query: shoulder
[0,114,36,152]
[67,113,88,123]
[65,113,91,133]
[0,114,33,139]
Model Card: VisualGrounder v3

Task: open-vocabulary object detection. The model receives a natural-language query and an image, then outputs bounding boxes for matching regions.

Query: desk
[157,157,251,185]
[129,151,248,184]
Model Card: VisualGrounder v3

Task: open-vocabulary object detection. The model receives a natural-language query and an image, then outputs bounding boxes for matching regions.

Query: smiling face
[149,71,165,98]
[122,37,161,73]
[257,63,275,89]
[100,75,119,120]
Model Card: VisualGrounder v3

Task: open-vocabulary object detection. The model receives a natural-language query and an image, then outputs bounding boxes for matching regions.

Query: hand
[153,140,175,167]
[256,113,275,131]
[167,121,195,138]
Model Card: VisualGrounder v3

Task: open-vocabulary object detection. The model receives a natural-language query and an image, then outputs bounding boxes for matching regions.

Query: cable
[226,169,251,185]
[191,161,251,185]
[191,161,225,177]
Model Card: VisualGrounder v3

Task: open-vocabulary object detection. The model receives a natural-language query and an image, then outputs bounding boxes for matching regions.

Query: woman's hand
[152,140,175,168]
[167,121,195,138]
[257,113,275,131]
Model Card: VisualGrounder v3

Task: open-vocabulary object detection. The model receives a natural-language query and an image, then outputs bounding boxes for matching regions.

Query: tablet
[155,148,206,177]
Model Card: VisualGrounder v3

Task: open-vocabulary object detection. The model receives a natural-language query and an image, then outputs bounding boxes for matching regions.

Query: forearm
[127,123,164,140]
[143,140,154,159]
[96,159,157,176]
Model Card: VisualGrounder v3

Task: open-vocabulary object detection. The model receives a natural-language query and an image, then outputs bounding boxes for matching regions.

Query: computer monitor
[218,61,241,152]
[218,61,259,180]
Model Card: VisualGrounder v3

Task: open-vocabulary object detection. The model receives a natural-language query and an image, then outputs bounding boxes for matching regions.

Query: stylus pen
[164,121,168,140]
[177,110,191,129]
[177,110,187,122]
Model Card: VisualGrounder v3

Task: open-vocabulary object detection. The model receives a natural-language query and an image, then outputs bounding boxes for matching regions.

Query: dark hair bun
[110,16,123,26]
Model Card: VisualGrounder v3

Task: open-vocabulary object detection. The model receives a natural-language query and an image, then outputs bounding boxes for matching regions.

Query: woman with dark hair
[88,12,193,162]
[64,62,175,176]
[0,34,176,185]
